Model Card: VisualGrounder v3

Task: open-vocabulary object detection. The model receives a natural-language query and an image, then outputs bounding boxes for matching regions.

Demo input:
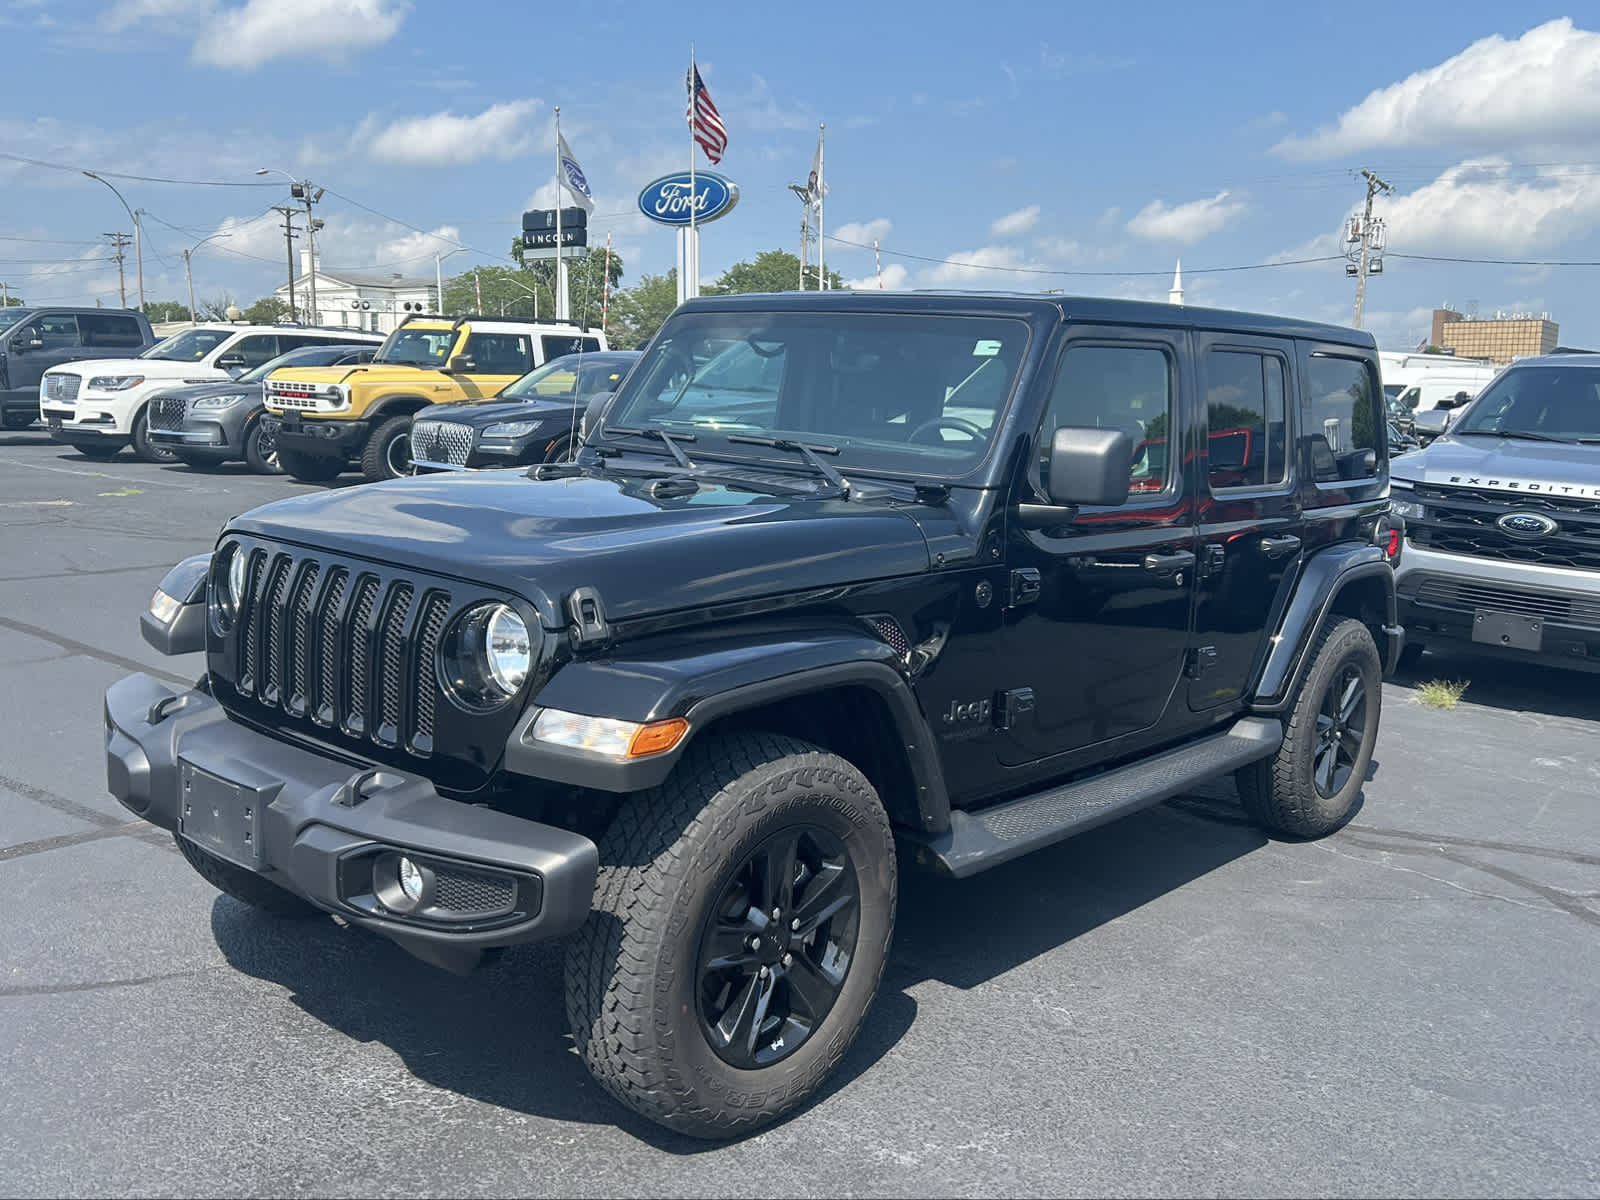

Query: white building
[273,252,436,333]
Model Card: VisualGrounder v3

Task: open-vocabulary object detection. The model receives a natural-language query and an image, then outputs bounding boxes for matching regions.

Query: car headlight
[439,602,532,708]
[529,709,690,759]
[88,375,145,390]
[214,542,248,625]
[324,383,350,409]
[482,420,543,438]
[1390,487,1426,522]
[193,392,250,409]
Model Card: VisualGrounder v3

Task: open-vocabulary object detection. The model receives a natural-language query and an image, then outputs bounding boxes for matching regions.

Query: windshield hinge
[566,586,611,648]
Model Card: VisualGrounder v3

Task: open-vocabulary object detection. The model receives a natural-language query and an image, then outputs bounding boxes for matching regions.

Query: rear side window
[464,332,533,374]
[1205,350,1287,490]
[542,334,602,360]
[1306,354,1382,482]
[229,335,280,369]
[79,313,145,348]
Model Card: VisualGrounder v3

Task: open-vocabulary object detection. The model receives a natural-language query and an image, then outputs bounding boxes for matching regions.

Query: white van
[1378,352,1496,407]
[1394,371,1500,416]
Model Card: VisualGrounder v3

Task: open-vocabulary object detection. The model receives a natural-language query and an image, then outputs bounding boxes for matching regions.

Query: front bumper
[1396,540,1600,670]
[267,413,367,459]
[105,672,599,968]
[150,407,252,457]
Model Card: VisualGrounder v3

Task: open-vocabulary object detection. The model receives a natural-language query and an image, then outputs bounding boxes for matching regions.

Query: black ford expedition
[106,292,1401,1138]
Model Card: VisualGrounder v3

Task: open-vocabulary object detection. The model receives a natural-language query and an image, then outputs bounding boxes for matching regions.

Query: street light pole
[433,246,467,314]
[83,171,144,312]
[182,231,233,323]
[257,167,322,323]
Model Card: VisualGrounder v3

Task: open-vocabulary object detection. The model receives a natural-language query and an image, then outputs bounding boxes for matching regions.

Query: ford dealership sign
[637,172,739,226]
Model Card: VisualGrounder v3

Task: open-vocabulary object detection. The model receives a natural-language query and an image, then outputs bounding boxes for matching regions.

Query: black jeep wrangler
[106,292,1400,1138]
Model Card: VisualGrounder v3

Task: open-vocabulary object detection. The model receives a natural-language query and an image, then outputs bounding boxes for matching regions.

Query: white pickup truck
[39,323,380,462]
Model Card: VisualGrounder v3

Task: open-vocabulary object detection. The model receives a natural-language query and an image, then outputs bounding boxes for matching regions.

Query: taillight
[1386,529,1400,558]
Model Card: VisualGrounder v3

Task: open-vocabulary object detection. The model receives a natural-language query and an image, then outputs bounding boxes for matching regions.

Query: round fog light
[398,855,425,904]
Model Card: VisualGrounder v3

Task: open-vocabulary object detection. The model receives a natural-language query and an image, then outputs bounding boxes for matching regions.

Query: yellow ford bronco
[263,315,607,482]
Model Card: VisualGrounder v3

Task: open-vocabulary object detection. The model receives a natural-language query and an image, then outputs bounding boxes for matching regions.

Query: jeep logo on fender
[1496,511,1559,539]
[944,698,992,725]
[636,172,740,227]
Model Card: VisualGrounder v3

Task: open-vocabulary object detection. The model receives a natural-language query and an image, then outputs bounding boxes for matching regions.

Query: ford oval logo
[637,171,739,227]
[1496,511,1559,539]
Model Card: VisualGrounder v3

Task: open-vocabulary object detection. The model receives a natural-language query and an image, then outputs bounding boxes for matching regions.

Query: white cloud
[832,218,892,249]
[1034,235,1082,261]
[923,245,1037,285]
[1382,158,1600,253]
[1274,18,1600,159]
[844,263,909,290]
[990,205,1040,237]
[193,0,408,70]
[101,0,211,31]
[1126,190,1247,243]
[363,99,542,167]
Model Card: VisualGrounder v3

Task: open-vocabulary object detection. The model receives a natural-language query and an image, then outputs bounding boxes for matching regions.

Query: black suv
[106,293,1400,1139]
[0,306,154,429]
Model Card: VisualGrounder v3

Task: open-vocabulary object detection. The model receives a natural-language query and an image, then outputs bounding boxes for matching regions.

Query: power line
[1389,252,1600,267]
[823,233,1341,277]
[0,151,279,188]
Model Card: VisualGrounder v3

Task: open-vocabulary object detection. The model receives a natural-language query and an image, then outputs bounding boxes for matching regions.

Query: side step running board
[903,717,1283,878]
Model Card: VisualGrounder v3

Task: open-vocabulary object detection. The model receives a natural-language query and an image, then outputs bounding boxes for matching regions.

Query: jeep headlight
[214,541,248,624]
[482,420,543,438]
[440,602,531,708]
[87,375,145,391]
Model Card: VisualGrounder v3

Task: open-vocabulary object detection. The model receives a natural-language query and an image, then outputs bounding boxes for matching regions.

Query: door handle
[1142,550,1196,576]
[1259,535,1302,559]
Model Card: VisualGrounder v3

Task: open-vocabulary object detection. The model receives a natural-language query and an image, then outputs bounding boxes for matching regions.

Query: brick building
[1431,308,1559,365]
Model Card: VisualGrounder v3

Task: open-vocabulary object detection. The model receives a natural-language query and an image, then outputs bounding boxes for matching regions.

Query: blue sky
[4,1,1600,349]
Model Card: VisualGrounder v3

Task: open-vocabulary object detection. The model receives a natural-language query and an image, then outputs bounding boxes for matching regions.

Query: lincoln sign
[636,171,739,227]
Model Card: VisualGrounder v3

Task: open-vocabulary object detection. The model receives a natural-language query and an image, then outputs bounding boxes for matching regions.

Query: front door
[7,313,83,401]
[1189,334,1302,710]
[996,328,1198,766]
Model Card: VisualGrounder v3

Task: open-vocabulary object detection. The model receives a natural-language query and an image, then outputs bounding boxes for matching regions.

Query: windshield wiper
[728,435,849,496]
[605,425,698,470]
[1456,429,1569,443]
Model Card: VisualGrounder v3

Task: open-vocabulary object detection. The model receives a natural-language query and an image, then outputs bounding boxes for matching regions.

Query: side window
[1397,385,1420,411]
[465,333,533,373]
[1305,355,1381,482]
[28,314,80,348]
[1038,344,1173,497]
[230,335,280,369]
[542,334,600,360]
[79,314,144,348]
[275,334,318,354]
[1205,350,1288,490]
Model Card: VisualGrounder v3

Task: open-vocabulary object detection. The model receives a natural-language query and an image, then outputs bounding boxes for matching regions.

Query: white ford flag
[558,131,595,214]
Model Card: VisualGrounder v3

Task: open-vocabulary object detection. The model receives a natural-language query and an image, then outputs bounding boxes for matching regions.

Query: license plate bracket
[1472,609,1543,652]
[177,759,273,869]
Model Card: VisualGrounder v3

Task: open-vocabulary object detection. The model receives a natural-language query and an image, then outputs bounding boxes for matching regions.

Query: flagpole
[817,123,826,290]
[554,105,567,321]
[601,230,612,335]
[687,43,697,303]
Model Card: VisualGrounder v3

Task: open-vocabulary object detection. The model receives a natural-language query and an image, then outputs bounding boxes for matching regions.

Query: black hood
[423,398,577,430]
[224,467,933,627]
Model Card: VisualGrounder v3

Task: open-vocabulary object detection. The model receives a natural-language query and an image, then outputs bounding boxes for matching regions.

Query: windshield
[604,312,1029,478]
[1450,365,1600,441]
[140,328,232,362]
[238,347,342,383]
[375,326,458,366]
[500,355,632,402]
[0,307,34,332]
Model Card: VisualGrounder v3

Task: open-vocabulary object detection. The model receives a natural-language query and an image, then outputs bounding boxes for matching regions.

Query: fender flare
[502,628,952,832]
[363,394,434,424]
[1250,544,1398,711]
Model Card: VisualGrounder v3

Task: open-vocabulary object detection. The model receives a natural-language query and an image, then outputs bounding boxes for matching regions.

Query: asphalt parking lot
[1,428,1596,1199]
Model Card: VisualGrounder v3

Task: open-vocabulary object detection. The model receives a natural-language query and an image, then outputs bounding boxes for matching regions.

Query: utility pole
[786,183,812,289]
[1347,168,1393,329]
[272,206,300,322]
[103,232,131,307]
[257,169,322,323]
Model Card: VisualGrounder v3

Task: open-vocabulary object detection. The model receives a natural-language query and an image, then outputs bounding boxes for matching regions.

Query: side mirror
[216,353,246,371]
[446,355,478,374]
[1414,409,1451,439]
[1046,426,1132,507]
[579,391,614,443]
[19,334,44,352]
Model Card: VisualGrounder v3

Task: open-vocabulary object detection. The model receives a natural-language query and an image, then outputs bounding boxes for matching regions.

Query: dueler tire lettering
[564,731,897,1139]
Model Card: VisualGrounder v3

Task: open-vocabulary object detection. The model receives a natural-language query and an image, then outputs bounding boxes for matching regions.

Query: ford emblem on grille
[1496,511,1559,539]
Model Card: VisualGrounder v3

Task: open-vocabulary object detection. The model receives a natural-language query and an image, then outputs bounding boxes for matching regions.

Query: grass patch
[1416,678,1470,710]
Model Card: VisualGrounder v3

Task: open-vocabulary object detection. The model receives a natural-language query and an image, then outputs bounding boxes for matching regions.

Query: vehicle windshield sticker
[972,340,1002,357]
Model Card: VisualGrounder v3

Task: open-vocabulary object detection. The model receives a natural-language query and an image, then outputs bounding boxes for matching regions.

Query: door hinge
[1200,544,1226,577]
[993,687,1035,731]
[1008,568,1041,608]
[1184,646,1218,679]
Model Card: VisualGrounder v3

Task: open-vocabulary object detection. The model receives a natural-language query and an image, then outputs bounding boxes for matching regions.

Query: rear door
[995,327,1198,765]
[1189,334,1300,710]
[461,331,535,398]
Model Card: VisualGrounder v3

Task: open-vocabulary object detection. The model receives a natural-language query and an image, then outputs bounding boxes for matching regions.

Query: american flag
[686,64,727,165]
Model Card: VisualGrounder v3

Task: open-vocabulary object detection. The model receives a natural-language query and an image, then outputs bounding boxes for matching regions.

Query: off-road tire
[243,417,284,475]
[1237,616,1381,838]
[277,447,343,483]
[564,732,897,1139]
[174,832,320,918]
[131,406,176,464]
[361,414,413,482]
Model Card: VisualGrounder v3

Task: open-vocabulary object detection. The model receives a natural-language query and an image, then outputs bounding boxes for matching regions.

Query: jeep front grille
[412,420,474,467]
[232,548,454,756]
[150,395,188,431]
[1407,484,1600,571]
[44,374,80,402]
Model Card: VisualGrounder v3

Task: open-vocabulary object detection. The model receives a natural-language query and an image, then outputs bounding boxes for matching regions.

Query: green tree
[243,296,290,324]
[142,300,191,322]
[709,249,842,295]
[606,271,679,349]
[443,248,624,331]
[1423,344,1446,354]
[196,292,236,320]
[1,295,21,307]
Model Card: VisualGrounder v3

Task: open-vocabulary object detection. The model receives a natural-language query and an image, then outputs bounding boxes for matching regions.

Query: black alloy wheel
[1313,664,1368,799]
[696,825,861,1069]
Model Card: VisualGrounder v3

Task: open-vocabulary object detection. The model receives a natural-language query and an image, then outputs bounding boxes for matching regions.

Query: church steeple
[1168,259,1184,306]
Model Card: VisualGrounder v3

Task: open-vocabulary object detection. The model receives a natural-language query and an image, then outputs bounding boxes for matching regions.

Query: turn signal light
[628,718,690,758]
